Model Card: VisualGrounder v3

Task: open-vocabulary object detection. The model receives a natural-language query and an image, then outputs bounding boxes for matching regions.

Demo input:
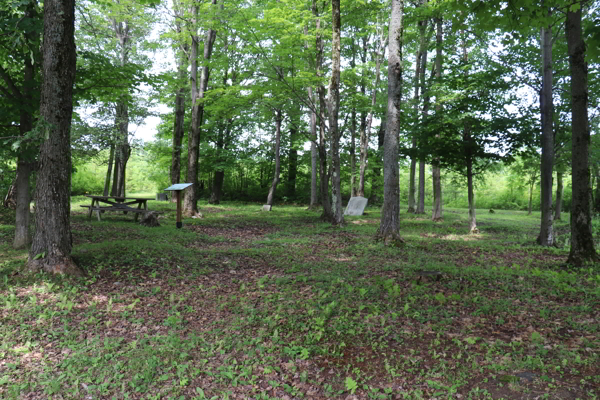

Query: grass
[0,199,598,399]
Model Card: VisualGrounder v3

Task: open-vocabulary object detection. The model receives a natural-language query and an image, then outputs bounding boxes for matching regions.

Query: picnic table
[81,195,153,221]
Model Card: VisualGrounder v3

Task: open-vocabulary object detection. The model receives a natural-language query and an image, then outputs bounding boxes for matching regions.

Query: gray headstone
[344,196,368,216]
[262,205,272,211]
[156,193,168,201]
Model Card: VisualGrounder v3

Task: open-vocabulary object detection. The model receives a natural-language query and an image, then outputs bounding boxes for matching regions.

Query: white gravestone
[344,196,368,216]
[262,205,272,211]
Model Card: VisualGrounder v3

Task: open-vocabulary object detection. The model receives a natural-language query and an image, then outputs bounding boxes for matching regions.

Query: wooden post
[176,190,182,228]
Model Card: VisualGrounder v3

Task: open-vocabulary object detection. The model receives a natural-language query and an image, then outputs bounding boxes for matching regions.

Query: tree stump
[140,211,160,227]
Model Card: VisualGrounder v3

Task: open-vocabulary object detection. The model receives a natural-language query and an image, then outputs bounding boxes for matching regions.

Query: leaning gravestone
[344,196,368,216]
[140,211,160,227]
[262,205,272,212]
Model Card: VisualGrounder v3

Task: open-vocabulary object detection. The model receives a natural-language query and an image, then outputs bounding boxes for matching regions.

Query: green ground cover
[0,201,598,399]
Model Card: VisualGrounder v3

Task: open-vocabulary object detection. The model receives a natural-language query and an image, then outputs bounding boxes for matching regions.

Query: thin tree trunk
[431,16,443,221]
[315,0,332,220]
[209,123,226,204]
[359,34,384,198]
[538,12,554,246]
[594,167,600,212]
[28,0,80,275]
[408,19,425,214]
[376,0,403,243]
[184,0,217,216]
[171,49,187,189]
[350,107,357,197]
[103,143,114,196]
[369,119,385,204]
[266,110,282,206]
[13,1,37,249]
[308,87,319,207]
[327,0,343,225]
[528,179,534,215]
[462,36,476,233]
[287,125,298,197]
[555,171,563,220]
[566,4,597,265]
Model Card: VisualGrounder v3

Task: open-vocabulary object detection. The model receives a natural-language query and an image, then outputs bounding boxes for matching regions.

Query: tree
[27,0,81,275]
[183,0,218,216]
[376,0,403,244]
[0,0,41,249]
[565,2,597,266]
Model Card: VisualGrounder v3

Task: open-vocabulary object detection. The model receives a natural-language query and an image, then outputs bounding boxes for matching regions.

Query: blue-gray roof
[164,183,193,191]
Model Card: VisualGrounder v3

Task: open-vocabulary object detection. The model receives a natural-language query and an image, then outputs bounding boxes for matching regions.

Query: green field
[0,201,598,399]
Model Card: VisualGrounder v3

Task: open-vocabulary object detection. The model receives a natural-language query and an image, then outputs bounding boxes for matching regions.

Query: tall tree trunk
[376,0,403,243]
[359,34,384,198]
[538,13,554,246]
[594,167,600,212]
[462,36,476,233]
[308,87,319,207]
[369,120,385,204]
[287,125,298,198]
[114,100,130,198]
[528,179,534,215]
[314,0,332,220]
[327,0,343,225]
[28,0,80,275]
[13,1,37,249]
[171,49,187,190]
[416,38,429,215]
[566,4,597,265]
[350,107,357,197]
[184,0,217,216]
[408,19,426,214]
[431,16,443,221]
[266,110,282,206]
[103,143,114,196]
[209,123,226,204]
[554,171,563,220]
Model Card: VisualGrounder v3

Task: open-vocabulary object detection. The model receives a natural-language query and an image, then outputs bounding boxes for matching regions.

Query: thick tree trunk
[416,27,429,215]
[266,110,282,207]
[594,167,600,213]
[555,171,563,220]
[184,0,217,216]
[171,50,187,190]
[431,17,443,221]
[467,156,476,233]
[110,150,120,196]
[566,5,597,265]
[114,101,130,198]
[538,17,554,246]
[417,161,426,213]
[376,0,403,244]
[327,0,343,225]
[28,0,80,275]
[210,171,224,204]
[103,143,114,196]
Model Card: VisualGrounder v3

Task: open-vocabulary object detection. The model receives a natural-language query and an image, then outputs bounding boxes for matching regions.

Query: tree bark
[308,87,319,207]
[350,107,357,197]
[327,0,343,225]
[554,171,563,220]
[566,4,597,265]
[184,0,217,216]
[359,34,384,198]
[538,14,554,246]
[266,110,282,207]
[461,36,476,233]
[171,49,187,190]
[28,0,81,275]
[13,0,37,249]
[408,19,426,214]
[376,0,403,244]
[369,119,385,204]
[287,125,298,198]
[431,17,443,221]
[103,143,114,196]
[528,179,534,215]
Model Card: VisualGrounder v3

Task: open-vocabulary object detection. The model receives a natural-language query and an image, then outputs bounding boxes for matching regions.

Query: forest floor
[0,199,598,400]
